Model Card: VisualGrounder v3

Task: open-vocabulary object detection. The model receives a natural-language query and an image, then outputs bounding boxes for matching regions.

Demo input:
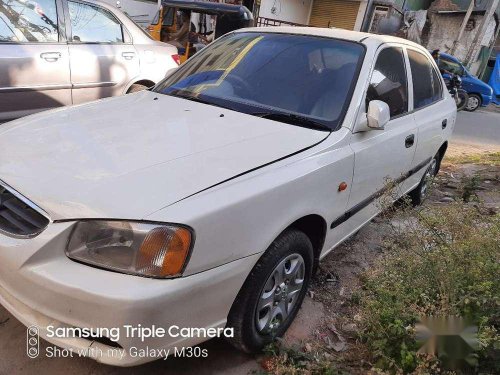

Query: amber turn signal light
[137,227,192,277]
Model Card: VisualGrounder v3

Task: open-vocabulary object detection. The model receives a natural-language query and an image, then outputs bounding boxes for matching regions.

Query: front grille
[0,185,49,237]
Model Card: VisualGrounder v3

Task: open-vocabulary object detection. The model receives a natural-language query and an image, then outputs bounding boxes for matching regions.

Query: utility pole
[478,22,500,79]
[451,0,475,55]
[464,0,499,69]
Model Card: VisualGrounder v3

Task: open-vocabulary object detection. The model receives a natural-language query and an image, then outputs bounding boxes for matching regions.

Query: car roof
[161,0,252,17]
[235,26,426,50]
[439,52,460,63]
[90,0,116,9]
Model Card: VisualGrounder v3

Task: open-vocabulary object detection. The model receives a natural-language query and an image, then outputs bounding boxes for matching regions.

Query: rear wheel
[465,94,481,112]
[127,83,148,93]
[226,229,313,353]
[409,154,439,206]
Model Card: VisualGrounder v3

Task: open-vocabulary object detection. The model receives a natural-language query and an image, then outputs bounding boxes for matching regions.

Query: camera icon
[26,325,39,359]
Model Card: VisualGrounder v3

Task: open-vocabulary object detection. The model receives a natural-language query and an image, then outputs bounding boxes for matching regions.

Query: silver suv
[0,0,178,121]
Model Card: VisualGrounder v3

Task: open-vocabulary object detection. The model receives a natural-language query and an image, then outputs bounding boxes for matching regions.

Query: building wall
[258,0,313,24]
[405,0,432,11]
[425,12,497,70]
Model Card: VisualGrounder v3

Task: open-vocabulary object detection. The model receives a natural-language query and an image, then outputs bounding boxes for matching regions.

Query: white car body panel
[0,220,261,366]
[0,27,456,366]
[0,91,327,220]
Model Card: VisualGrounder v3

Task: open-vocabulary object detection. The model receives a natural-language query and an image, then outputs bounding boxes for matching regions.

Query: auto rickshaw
[148,0,254,63]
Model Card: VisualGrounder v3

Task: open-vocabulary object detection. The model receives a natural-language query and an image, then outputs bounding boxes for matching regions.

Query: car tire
[226,229,314,353]
[456,89,469,111]
[465,94,481,112]
[409,153,439,206]
[127,84,149,93]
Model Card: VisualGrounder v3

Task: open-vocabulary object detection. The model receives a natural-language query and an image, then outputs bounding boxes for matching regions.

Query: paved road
[452,107,500,146]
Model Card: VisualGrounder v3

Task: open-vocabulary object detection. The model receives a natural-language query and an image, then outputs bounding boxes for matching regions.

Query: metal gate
[309,0,361,30]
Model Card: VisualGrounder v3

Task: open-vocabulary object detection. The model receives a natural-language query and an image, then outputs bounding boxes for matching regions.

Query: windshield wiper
[251,112,332,132]
[165,91,233,111]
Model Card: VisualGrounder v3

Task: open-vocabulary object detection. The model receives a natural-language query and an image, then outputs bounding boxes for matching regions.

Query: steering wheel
[224,74,253,98]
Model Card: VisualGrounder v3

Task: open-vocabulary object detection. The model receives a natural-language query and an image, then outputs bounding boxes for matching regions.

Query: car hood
[464,74,493,94]
[0,91,327,220]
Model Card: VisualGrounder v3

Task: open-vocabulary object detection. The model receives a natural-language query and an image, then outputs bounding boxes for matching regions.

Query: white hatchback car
[0,27,455,366]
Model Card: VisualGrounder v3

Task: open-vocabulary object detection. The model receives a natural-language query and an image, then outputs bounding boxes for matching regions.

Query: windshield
[439,57,464,76]
[153,32,365,130]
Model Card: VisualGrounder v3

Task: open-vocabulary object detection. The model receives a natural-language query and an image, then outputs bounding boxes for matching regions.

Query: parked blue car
[437,52,493,112]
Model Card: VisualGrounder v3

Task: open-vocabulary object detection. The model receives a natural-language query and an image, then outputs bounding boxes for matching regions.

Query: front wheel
[465,93,481,112]
[455,89,469,111]
[226,229,313,353]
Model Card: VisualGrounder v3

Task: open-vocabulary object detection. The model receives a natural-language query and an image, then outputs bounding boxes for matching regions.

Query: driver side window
[366,47,408,119]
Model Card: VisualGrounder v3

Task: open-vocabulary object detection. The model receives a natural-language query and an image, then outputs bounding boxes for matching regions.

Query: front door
[0,0,71,121]
[348,46,417,217]
[65,0,140,104]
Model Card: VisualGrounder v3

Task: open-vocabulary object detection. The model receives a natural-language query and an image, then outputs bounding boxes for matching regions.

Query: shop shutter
[309,0,361,30]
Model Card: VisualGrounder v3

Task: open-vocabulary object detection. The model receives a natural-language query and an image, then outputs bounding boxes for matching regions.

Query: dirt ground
[1,142,498,374]
[268,141,500,372]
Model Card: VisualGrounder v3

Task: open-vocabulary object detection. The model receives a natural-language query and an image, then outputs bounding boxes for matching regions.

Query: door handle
[122,52,136,60]
[40,52,61,62]
[405,134,415,148]
[442,119,447,129]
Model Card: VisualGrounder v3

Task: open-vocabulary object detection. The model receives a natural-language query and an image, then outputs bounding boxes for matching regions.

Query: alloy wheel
[420,158,437,199]
[255,253,305,334]
[466,96,480,111]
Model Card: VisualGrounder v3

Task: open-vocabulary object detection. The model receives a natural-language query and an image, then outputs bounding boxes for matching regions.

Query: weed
[460,175,481,202]
[444,152,500,166]
[261,342,348,375]
[358,202,500,373]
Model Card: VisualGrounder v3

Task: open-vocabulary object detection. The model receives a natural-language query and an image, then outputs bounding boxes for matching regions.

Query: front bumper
[480,93,493,107]
[0,222,259,366]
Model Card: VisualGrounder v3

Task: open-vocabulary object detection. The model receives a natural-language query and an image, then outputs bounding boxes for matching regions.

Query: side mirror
[367,100,390,130]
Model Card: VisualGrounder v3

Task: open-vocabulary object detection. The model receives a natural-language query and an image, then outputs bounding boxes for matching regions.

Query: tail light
[172,54,180,65]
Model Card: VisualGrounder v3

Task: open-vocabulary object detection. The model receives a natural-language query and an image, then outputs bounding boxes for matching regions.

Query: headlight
[66,221,193,278]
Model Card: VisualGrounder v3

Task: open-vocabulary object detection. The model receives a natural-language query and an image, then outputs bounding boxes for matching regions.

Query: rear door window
[68,1,123,43]
[0,0,59,42]
[408,49,443,109]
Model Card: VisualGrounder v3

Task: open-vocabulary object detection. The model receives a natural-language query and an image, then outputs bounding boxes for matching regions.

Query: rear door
[406,48,453,188]
[64,0,140,104]
[347,45,417,220]
[0,0,71,121]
